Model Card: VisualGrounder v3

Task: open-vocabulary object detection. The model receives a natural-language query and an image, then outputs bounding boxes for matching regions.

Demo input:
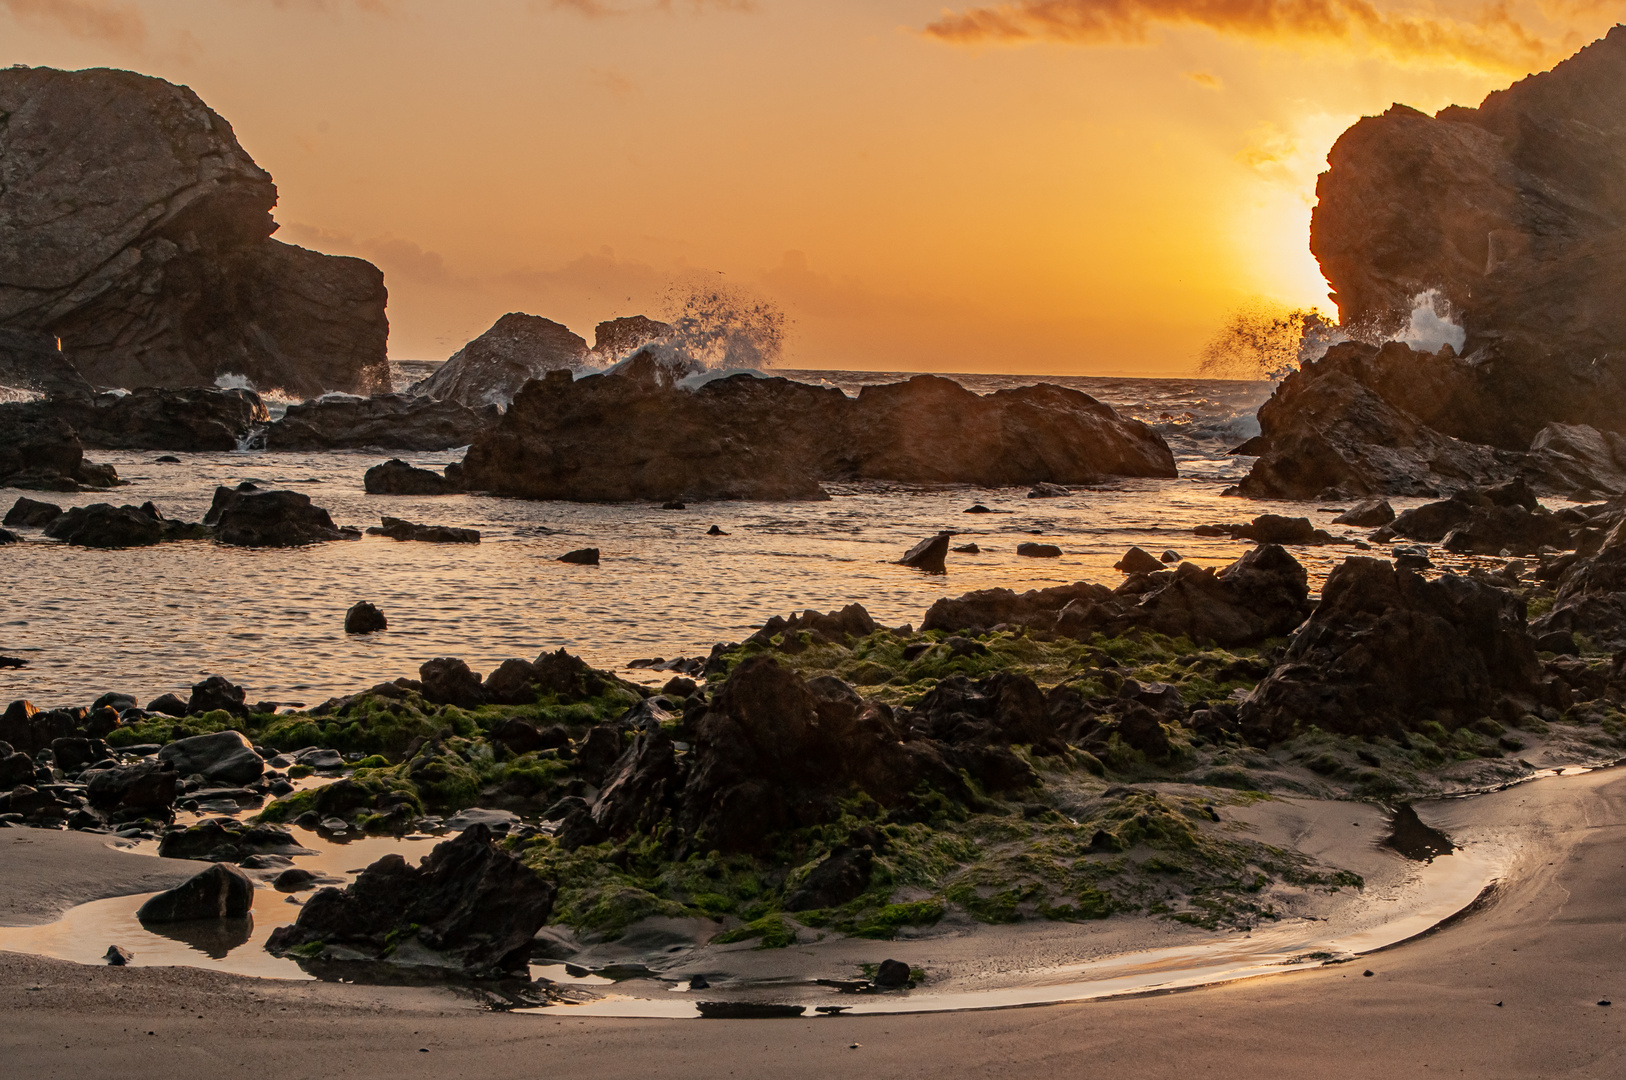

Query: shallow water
[0,373,1348,707]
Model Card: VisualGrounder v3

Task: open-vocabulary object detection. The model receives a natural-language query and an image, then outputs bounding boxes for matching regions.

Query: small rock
[1333,498,1395,527]
[136,864,254,923]
[1391,545,1433,570]
[898,532,951,573]
[1016,542,1062,558]
[145,692,188,717]
[1363,969,1374,977]
[874,958,912,988]
[1160,549,1181,563]
[344,601,387,634]
[558,547,600,565]
[963,504,994,514]
[154,455,180,464]
[273,868,320,892]
[706,525,728,536]
[1027,482,1070,498]
[105,945,133,965]
[1114,546,1164,574]
[952,542,980,554]
[662,501,686,510]
[689,974,710,990]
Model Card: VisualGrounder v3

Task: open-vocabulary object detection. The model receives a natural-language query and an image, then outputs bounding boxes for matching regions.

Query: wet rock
[898,532,950,573]
[786,846,874,911]
[188,675,250,718]
[207,487,349,547]
[1532,517,1626,647]
[104,945,133,966]
[273,868,319,892]
[909,672,1055,750]
[418,657,485,709]
[1027,482,1070,498]
[1333,498,1395,527]
[1115,546,1163,575]
[40,387,266,451]
[158,731,263,785]
[1240,557,1555,744]
[269,394,496,452]
[264,823,555,975]
[1017,543,1062,558]
[0,409,120,491]
[42,502,208,548]
[572,726,624,786]
[344,602,387,634]
[145,693,188,718]
[158,819,310,862]
[367,516,480,544]
[964,504,994,513]
[557,547,600,565]
[590,315,672,364]
[363,459,454,496]
[953,542,980,554]
[414,313,588,409]
[3,497,63,528]
[136,863,254,923]
[0,67,388,397]
[1234,515,1334,546]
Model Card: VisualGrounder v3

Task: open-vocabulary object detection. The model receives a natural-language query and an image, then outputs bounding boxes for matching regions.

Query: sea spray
[1392,289,1467,354]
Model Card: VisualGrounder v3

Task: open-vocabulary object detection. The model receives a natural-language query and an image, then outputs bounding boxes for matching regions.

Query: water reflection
[145,915,253,959]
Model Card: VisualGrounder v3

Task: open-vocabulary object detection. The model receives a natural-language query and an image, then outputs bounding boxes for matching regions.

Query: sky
[1,1,1621,375]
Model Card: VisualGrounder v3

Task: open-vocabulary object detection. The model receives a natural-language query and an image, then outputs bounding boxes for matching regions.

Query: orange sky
[2,1,1620,374]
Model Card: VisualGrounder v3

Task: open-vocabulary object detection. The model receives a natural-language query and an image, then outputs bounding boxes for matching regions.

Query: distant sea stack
[0,67,389,398]
[1238,27,1626,500]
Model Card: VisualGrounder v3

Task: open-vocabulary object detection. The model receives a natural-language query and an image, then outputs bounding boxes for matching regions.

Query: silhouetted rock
[1017,543,1062,558]
[344,602,387,634]
[0,408,119,491]
[43,502,208,548]
[591,315,671,363]
[264,824,555,975]
[270,394,496,451]
[0,327,93,401]
[187,675,250,717]
[415,313,588,409]
[748,604,877,649]
[137,864,253,924]
[366,516,480,544]
[558,547,600,565]
[363,458,454,495]
[3,497,62,527]
[1234,514,1336,545]
[1333,498,1395,527]
[0,67,388,397]
[1115,547,1163,575]
[42,387,266,450]
[418,657,484,709]
[207,487,349,547]
[899,532,950,573]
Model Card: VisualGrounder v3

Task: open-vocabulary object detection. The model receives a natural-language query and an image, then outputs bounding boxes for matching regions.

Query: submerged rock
[137,864,254,924]
[344,602,387,634]
[264,823,555,975]
[366,516,480,544]
[557,547,600,565]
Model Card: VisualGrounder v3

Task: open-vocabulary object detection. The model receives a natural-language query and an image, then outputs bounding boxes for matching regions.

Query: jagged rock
[343,602,387,635]
[415,313,589,409]
[0,67,387,397]
[591,729,681,837]
[898,532,950,573]
[269,394,497,452]
[363,458,454,495]
[206,486,349,547]
[748,604,877,648]
[1115,547,1163,575]
[557,547,599,565]
[1441,505,1570,555]
[187,675,250,717]
[1526,423,1626,497]
[159,730,263,785]
[457,358,1175,502]
[590,315,671,363]
[0,327,93,401]
[85,760,178,813]
[1374,480,1553,552]
[418,657,484,709]
[1333,499,1395,527]
[1533,515,1626,647]
[907,672,1056,751]
[42,502,208,548]
[366,516,480,544]
[0,701,78,755]
[3,497,63,528]
[136,864,253,924]
[1028,482,1071,498]
[264,824,555,975]
[1239,557,1556,744]
[0,409,119,490]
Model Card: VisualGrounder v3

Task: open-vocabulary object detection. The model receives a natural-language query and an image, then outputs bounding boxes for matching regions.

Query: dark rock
[873,959,912,989]
[136,863,254,923]
[786,846,874,911]
[366,516,480,544]
[188,675,250,718]
[1115,546,1163,574]
[1440,504,1570,556]
[3,497,63,528]
[0,752,35,788]
[591,729,681,838]
[1234,515,1334,545]
[1017,543,1062,558]
[1116,704,1174,759]
[1532,518,1626,647]
[706,525,728,536]
[749,603,878,648]
[49,736,110,773]
[42,502,207,548]
[573,726,624,786]
[157,819,309,862]
[1527,423,1626,497]
[1240,557,1554,744]
[264,824,555,975]
[964,504,994,513]
[207,487,348,547]
[158,730,263,785]
[418,658,484,709]
[898,532,950,573]
[104,945,133,965]
[364,458,453,495]
[1027,482,1071,498]
[456,361,1175,503]
[909,672,1054,748]
[1392,545,1433,570]
[953,542,980,554]
[269,394,496,452]
[0,67,387,397]
[557,547,600,565]
[0,327,93,401]
[415,313,589,409]
[0,408,120,491]
[590,315,671,364]
[38,387,266,451]
[145,693,188,718]
[0,701,79,755]
[0,528,16,545]
[1333,498,1395,527]
[344,602,387,634]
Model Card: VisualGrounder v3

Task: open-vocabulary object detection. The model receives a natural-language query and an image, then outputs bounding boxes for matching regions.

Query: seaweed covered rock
[748,603,879,649]
[1239,557,1554,744]
[264,823,555,975]
[269,394,496,452]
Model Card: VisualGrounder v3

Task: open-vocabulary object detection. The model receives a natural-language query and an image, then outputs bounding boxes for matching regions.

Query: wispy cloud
[535,0,756,16]
[0,0,147,46]
[920,0,1556,71]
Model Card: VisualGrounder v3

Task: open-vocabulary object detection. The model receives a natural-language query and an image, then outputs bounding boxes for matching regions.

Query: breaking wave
[1391,289,1467,354]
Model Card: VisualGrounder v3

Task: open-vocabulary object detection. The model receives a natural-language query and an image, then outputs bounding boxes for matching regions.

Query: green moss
[108,711,235,747]
[716,913,796,949]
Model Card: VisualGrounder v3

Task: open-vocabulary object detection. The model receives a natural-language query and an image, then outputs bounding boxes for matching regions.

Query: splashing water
[659,283,787,371]
[1197,301,1341,382]
[1393,289,1466,354]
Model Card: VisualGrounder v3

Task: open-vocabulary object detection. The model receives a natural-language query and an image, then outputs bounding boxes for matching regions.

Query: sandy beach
[2,768,1622,1080]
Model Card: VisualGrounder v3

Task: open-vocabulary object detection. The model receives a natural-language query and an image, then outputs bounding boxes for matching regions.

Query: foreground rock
[158,730,264,785]
[458,354,1176,501]
[265,824,554,975]
[136,864,253,924]
[205,485,351,547]
[0,67,387,396]
[43,502,209,547]
[414,313,589,409]
[268,394,497,452]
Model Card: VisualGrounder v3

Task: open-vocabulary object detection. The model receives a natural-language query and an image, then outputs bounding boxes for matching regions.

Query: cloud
[279,224,471,286]
[1187,69,1223,86]
[920,0,1556,71]
[535,0,756,16]
[0,0,147,46]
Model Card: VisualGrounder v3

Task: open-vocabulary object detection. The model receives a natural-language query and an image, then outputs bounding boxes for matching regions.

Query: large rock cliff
[0,67,388,398]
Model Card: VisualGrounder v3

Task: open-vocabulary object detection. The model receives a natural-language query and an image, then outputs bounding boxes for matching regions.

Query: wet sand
[3,769,1624,1078]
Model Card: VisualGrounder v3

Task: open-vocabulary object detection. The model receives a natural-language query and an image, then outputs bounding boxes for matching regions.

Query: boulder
[366,517,480,544]
[0,67,387,397]
[557,547,600,565]
[1239,557,1554,744]
[158,730,263,785]
[0,528,17,545]
[363,458,455,495]
[0,408,119,490]
[3,497,63,528]
[1017,543,1062,558]
[418,658,484,708]
[85,760,178,813]
[344,602,387,634]
[42,502,207,548]
[206,486,349,547]
[269,394,497,452]
[898,532,950,573]
[0,751,36,788]
[136,863,254,924]
[414,313,589,409]
[0,701,79,755]
[1333,498,1395,527]
[1115,547,1163,574]
[187,675,250,717]
[146,693,188,717]
[0,327,93,401]
[264,823,555,975]
[590,315,671,363]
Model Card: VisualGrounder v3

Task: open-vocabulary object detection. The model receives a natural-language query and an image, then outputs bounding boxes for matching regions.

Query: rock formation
[0,410,120,491]
[591,315,671,364]
[414,313,588,409]
[458,352,1175,502]
[0,329,93,401]
[0,67,388,397]
[267,393,496,451]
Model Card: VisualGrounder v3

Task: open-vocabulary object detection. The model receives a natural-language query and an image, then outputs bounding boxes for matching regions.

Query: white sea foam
[1393,289,1466,353]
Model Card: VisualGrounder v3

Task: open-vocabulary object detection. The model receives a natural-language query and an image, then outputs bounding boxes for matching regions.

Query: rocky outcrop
[268,394,496,452]
[458,354,1175,502]
[590,316,671,364]
[42,502,210,548]
[205,485,351,547]
[265,824,555,975]
[0,67,388,397]
[0,328,93,401]
[363,458,458,495]
[415,313,588,409]
[0,410,120,491]
[137,864,253,924]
